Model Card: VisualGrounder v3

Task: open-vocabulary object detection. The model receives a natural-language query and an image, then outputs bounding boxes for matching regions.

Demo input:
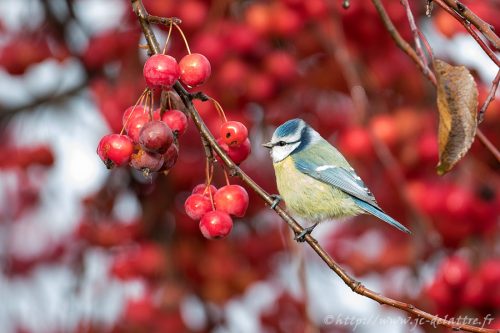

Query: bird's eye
[277,141,286,146]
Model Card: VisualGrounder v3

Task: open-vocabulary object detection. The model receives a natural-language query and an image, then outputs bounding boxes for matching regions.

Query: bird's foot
[294,223,318,242]
[269,194,282,209]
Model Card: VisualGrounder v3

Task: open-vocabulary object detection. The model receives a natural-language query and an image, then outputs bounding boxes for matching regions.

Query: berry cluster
[96,105,186,176]
[96,21,252,240]
[96,24,211,176]
[185,183,249,239]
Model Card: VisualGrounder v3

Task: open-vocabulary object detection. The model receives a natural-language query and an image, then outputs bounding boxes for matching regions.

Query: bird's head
[263,118,320,163]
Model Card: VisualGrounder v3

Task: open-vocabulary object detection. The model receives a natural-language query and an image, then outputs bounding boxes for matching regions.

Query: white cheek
[271,143,300,163]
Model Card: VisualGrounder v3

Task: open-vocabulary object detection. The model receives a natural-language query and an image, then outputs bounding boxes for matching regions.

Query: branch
[371,0,436,85]
[401,0,428,69]
[437,0,500,50]
[131,1,499,332]
[0,79,88,120]
[372,0,500,163]
[432,0,500,67]
[478,69,500,124]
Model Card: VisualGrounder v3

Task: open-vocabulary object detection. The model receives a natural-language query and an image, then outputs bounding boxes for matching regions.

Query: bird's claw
[294,223,318,242]
[269,194,282,209]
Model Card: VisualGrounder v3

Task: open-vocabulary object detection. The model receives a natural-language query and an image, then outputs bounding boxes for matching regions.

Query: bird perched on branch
[263,118,411,240]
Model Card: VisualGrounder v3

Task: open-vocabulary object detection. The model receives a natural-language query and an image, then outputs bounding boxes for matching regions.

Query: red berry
[199,211,233,239]
[228,138,252,164]
[159,143,179,172]
[139,120,173,154]
[130,148,164,176]
[184,194,212,220]
[122,105,149,128]
[216,137,251,165]
[214,185,249,217]
[143,54,180,89]
[192,184,217,197]
[126,114,150,143]
[97,134,133,168]
[179,53,211,87]
[220,121,248,147]
[161,109,188,136]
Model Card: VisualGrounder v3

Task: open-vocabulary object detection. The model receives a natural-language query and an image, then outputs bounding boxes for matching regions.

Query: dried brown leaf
[433,59,478,175]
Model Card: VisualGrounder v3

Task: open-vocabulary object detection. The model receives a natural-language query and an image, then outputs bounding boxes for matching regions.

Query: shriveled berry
[126,114,150,143]
[192,184,217,197]
[130,148,164,177]
[214,185,249,217]
[161,109,188,136]
[159,143,179,172]
[139,120,174,154]
[199,211,233,239]
[143,54,180,89]
[179,53,211,87]
[97,134,134,168]
[220,121,248,147]
[184,194,212,220]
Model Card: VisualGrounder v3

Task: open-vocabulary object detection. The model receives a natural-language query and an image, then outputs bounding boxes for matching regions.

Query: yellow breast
[273,156,361,222]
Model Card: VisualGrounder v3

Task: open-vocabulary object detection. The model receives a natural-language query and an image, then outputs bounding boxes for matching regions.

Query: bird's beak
[262,142,273,149]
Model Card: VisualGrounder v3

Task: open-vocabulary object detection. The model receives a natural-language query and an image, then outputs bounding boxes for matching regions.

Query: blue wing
[295,160,411,234]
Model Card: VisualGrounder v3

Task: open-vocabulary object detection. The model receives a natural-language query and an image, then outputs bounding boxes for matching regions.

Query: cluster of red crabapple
[96,22,251,239]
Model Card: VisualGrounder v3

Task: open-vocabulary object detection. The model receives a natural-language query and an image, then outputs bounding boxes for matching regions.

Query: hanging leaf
[433,59,478,175]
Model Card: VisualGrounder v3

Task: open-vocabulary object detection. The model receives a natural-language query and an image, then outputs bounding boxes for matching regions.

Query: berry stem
[205,158,216,210]
[162,22,174,54]
[223,169,230,186]
[208,97,228,123]
[173,22,191,55]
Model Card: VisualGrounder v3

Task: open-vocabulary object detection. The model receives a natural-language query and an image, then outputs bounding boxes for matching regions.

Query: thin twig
[438,0,500,50]
[0,79,88,119]
[478,69,500,124]
[371,0,436,85]
[432,0,500,67]
[146,15,182,26]
[130,1,499,331]
[476,129,500,162]
[400,0,428,69]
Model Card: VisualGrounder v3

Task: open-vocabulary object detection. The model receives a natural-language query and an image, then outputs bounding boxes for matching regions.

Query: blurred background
[0,0,498,332]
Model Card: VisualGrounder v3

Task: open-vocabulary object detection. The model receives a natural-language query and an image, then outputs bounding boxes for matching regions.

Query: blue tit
[263,118,411,237]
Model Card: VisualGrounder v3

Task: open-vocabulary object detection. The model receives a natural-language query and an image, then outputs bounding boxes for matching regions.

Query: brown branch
[438,0,500,50]
[478,69,500,124]
[0,79,88,119]
[433,0,500,67]
[400,0,428,68]
[372,0,500,163]
[476,129,500,162]
[146,15,182,26]
[131,1,499,332]
[371,0,437,85]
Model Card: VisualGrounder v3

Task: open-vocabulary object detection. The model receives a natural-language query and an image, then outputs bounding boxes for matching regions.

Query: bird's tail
[353,198,411,234]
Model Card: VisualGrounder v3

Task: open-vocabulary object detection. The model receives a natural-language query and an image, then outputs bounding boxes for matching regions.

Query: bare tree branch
[478,69,500,124]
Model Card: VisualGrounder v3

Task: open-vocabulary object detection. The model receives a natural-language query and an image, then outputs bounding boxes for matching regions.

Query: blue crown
[275,118,303,137]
